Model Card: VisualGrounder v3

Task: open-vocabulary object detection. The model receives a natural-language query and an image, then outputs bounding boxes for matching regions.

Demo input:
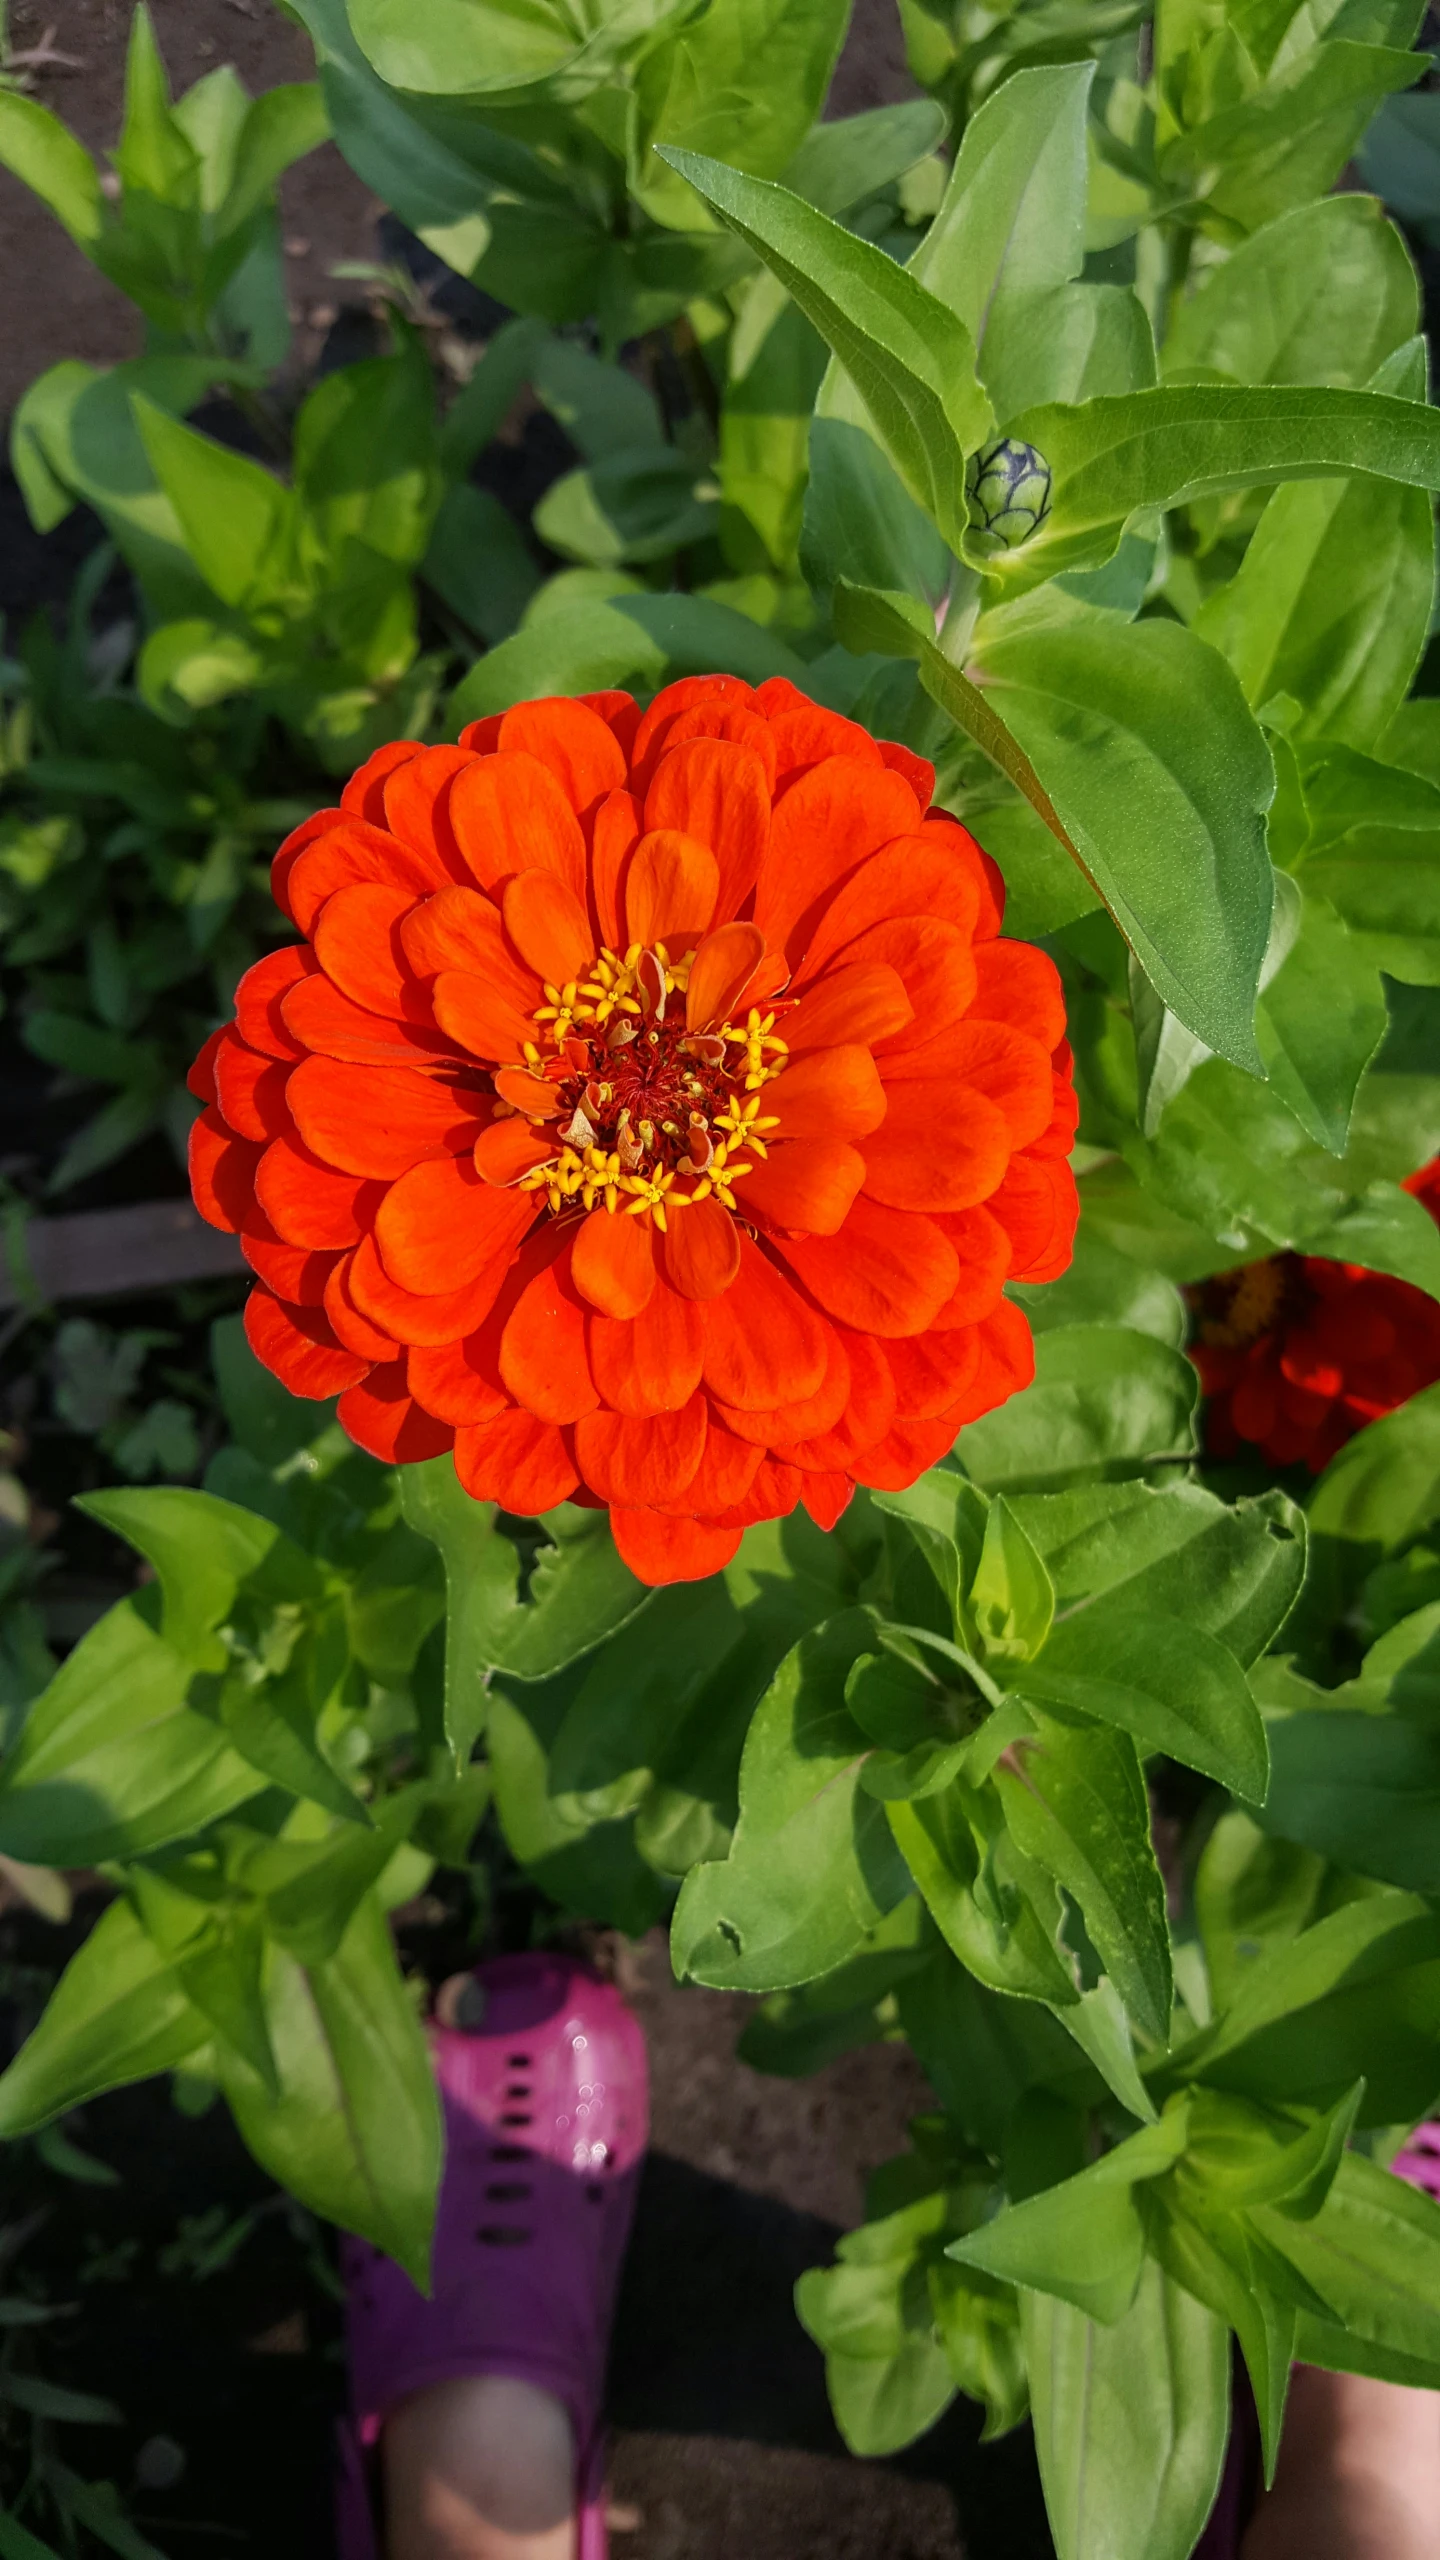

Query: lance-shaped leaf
[983,384,1440,591]
[1021,2266,1230,2560]
[950,2112,1189,2321]
[837,582,1276,1068]
[1252,2151,1440,2377]
[0,1898,208,2136]
[656,147,989,552]
[1011,1482,1305,1668]
[1016,1610,1269,1803]
[993,1711,1172,2043]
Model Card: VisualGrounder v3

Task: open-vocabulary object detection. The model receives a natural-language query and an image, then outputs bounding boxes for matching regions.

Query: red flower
[188,678,1078,1584]
[1191,1161,1440,1472]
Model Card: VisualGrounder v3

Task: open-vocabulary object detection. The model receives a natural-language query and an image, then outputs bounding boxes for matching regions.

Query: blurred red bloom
[188,677,1078,1583]
[1190,1158,1440,1471]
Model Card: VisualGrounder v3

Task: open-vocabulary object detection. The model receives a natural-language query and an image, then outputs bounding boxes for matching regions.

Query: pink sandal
[335,1952,649,2560]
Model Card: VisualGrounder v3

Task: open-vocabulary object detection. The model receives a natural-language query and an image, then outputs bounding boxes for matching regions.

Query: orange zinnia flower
[188,678,1078,1584]
[1191,1158,1440,1472]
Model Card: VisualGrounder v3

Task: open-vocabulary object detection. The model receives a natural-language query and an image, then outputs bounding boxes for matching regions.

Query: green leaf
[1164,195,1418,390]
[1197,471,1433,756]
[217,1888,440,2287]
[1011,1229,1186,1349]
[1011,1482,1306,1668]
[780,99,946,217]
[657,147,988,553]
[1295,742,1440,983]
[1257,1710,1440,1894]
[637,0,851,211]
[913,62,1091,348]
[0,92,104,252]
[131,396,292,612]
[400,1465,651,1758]
[1252,886,1390,1154]
[534,448,717,568]
[1194,1808,1326,2016]
[951,2115,1189,2321]
[889,1776,1078,2005]
[112,6,196,203]
[995,1712,1172,2042]
[0,2504,66,2560]
[956,1327,1198,1495]
[1253,2151,1440,2370]
[219,83,329,236]
[671,1609,911,1993]
[1019,1611,1268,1802]
[990,384,1440,591]
[1169,1892,1440,2126]
[348,0,696,99]
[449,589,807,725]
[1021,2263,1229,2560]
[736,1898,933,2077]
[422,484,540,645]
[293,332,441,571]
[800,420,950,610]
[0,1898,206,2137]
[967,608,1275,1070]
[1162,38,1423,239]
[0,1598,262,1867]
[76,1483,319,1660]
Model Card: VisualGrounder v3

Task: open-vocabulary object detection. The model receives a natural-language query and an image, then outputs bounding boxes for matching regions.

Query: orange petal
[255,1136,383,1249]
[245,1287,368,1398]
[235,946,315,1062]
[935,1020,1056,1150]
[499,1234,599,1424]
[408,1335,510,1426]
[382,743,475,873]
[187,1025,224,1105]
[968,939,1067,1052]
[574,1394,707,1506]
[662,1198,740,1300]
[878,740,935,807]
[342,739,424,825]
[988,1154,1079,1283]
[376,1156,538,1292]
[631,675,755,782]
[454,1410,578,1513]
[190,1109,262,1233]
[798,835,981,977]
[643,738,769,920]
[288,1055,486,1179]
[475,1119,556,1186]
[400,885,542,1016]
[578,690,641,758]
[499,698,627,815]
[772,1197,958,1338]
[432,971,535,1065]
[852,1395,980,1492]
[743,1138,866,1236]
[324,1256,400,1363]
[657,702,778,791]
[623,830,719,952]
[657,1415,762,1513]
[282,973,457,1068]
[753,760,919,964]
[766,1046,886,1141]
[338,1363,455,1463]
[839,918,976,1055]
[493,1067,562,1120]
[241,1225,338,1306]
[712,1321,849,1446]
[783,1324,896,1469]
[800,1472,854,1530]
[706,1453,804,1530]
[686,922,766,1033]
[288,819,447,938]
[955,1297,1036,1419]
[272,809,344,922]
[929,1206,1011,1327]
[449,751,586,903]
[590,790,642,951]
[780,961,913,1054]
[502,869,596,988]
[883,1326,982,1421]
[588,1280,705,1417]
[347,1229,518,1347]
[457,714,504,755]
[571,1210,657,1319]
[762,699,883,780]
[699,1236,829,1410]
[608,1508,741,1585]
[312,882,422,1022]
[213,1031,292,1144]
[923,811,1003,937]
[862,1083,1010,1213]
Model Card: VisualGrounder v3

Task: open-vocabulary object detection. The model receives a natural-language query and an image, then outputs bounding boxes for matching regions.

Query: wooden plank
[0,1200,246,1310]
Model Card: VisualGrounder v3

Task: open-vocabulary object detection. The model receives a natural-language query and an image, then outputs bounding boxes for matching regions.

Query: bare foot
[1242,2367,1440,2560]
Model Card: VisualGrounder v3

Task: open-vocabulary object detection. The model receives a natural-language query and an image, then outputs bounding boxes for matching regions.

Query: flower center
[1195,1255,1303,1348]
[505,943,787,1229]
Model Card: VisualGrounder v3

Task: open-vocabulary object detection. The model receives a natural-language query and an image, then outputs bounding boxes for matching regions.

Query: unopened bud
[965,437,1052,555]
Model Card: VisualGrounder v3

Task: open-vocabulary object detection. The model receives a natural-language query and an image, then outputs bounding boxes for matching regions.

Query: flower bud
[965,437,1053,555]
